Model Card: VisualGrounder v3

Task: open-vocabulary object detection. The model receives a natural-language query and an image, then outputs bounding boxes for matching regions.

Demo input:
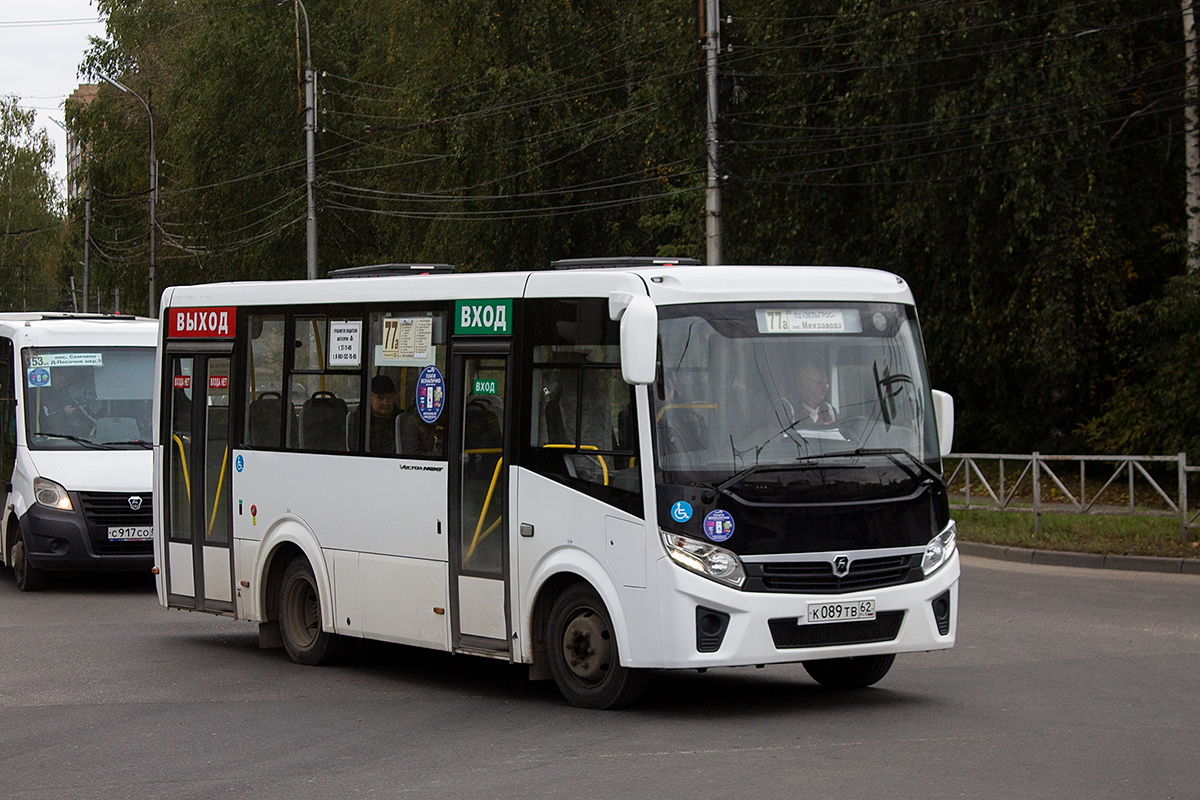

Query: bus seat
[94,416,141,443]
[247,391,283,447]
[298,391,349,451]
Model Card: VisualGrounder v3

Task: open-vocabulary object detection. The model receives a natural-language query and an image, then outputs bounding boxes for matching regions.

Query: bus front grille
[767,611,905,649]
[745,554,921,594]
[78,492,153,554]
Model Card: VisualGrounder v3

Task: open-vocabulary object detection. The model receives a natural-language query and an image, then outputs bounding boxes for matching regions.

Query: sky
[0,0,107,190]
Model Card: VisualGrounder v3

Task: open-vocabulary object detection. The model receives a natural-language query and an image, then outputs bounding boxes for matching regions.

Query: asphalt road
[0,557,1196,800]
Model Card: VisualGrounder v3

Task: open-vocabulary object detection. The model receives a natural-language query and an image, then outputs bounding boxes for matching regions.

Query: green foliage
[0,97,65,311]
[72,0,1190,454]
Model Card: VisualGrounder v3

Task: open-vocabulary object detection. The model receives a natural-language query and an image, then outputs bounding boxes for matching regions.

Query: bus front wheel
[278,557,350,666]
[803,653,895,689]
[546,583,648,709]
[11,536,45,592]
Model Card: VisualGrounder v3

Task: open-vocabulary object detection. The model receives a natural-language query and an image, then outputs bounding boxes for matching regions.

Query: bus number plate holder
[805,598,876,624]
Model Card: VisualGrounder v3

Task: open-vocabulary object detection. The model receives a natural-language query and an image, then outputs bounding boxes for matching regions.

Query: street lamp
[100,73,157,318]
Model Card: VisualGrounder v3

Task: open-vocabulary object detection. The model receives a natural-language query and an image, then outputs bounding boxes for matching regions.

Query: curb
[959,541,1200,575]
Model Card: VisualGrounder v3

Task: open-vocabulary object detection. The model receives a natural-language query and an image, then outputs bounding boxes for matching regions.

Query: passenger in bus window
[365,374,400,453]
[797,358,837,425]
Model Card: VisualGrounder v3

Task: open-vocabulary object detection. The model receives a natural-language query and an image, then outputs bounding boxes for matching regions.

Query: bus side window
[522,298,641,517]
[244,315,286,449]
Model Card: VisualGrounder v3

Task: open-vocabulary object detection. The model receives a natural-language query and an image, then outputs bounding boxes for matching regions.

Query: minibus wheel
[546,583,648,709]
[802,653,895,689]
[278,557,349,666]
[11,536,44,592]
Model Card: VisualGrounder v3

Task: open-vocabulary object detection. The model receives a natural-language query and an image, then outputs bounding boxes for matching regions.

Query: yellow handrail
[541,443,608,485]
[172,434,191,501]
[465,455,503,562]
[206,445,229,539]
[655,402,717,422]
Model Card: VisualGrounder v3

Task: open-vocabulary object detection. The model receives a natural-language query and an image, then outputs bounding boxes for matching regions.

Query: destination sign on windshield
[756,308,863,334]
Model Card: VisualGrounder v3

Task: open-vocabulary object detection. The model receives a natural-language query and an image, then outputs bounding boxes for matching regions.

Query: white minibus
[153,259,958,707]
[1,314,159,590]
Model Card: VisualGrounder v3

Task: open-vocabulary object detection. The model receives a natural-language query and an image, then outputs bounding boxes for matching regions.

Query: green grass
[953,508,1200,559]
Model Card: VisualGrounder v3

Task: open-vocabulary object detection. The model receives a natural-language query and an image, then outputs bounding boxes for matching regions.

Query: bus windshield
[652,302,940,487]
[22,347,156,450]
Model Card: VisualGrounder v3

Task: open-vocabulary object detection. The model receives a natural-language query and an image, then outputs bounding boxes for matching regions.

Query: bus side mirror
[609,293,658,385]
[931,390,955,457]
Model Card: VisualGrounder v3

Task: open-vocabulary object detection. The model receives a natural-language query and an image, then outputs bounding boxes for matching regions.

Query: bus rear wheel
[803,653,895,689]
[278,557,350,666]
[546,583,648,709]
[11,537,45,592]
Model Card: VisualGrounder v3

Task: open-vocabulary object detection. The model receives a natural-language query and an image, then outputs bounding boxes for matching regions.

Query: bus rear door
[163,349,234,613]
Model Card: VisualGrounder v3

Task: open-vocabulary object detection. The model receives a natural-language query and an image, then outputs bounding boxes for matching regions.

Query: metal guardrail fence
[945,453,1200,544]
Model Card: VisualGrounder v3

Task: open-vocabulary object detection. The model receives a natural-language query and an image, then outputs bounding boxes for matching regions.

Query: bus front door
[449,347,511,655]
[164,352,234,613]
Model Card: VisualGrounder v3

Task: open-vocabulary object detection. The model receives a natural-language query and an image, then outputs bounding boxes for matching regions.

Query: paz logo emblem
[128,496,143,511]
[833,555,850,577]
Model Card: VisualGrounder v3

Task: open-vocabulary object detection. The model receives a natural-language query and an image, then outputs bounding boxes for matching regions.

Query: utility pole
[704,0,723,266]
[1185,0,1199,272]
[296,0,318,280]
[83,182,90,312]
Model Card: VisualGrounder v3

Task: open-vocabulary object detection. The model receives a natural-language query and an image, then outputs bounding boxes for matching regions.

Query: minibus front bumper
[19,499,153,572]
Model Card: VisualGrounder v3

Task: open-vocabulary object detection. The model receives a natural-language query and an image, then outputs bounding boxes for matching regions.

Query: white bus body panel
[232,449,451,651]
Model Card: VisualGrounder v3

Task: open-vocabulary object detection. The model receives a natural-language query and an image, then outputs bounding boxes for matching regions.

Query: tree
[0,97,64,312]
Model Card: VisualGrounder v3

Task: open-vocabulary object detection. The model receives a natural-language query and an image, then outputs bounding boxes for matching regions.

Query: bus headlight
[34,477,74,511]
[661,532,745,589]
[922,520,957,576]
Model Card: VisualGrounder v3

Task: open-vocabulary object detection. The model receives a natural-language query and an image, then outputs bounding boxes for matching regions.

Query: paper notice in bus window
[756,309,863,334]
[329,320,362,367]
[381,317,433,361]
[28,352,104,368]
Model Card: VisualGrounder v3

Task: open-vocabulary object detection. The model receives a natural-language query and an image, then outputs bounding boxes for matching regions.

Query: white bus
[153,259,959,708]
[1,313,158,591]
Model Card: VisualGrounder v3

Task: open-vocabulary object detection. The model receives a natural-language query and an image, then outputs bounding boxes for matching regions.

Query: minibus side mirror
[931,389,955,457]
[609,292,658,385]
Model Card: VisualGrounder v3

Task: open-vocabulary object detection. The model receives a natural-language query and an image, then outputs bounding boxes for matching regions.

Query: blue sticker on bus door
[671,501,694,523]
[27,368,51,388]
[416,365,445,423]
[703,509,735,542]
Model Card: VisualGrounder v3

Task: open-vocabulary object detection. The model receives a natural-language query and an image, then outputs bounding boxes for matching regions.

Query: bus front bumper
[649,549,960,670]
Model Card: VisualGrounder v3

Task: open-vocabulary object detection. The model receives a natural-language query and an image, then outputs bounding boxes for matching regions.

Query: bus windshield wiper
[700,460,866,503]
[103,439,152,449]
[33,432,112,450]
[835,447,948,487]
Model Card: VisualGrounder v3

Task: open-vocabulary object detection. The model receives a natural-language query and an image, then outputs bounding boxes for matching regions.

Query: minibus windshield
[652,302,941,489]
[22,347,156,450]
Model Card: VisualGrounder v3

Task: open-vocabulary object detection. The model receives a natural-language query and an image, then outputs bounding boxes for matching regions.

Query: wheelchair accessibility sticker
[670,501,693,523]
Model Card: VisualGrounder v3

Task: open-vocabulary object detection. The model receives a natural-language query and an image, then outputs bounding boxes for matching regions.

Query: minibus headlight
[661,532,745,589]
[33,478,74,511]
[922,520,957,576]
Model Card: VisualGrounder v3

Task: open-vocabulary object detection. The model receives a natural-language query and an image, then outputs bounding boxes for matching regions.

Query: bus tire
[11,535,45,592]
[802,653,895,689]
[278,557,350,666]
[546,583,648,709]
